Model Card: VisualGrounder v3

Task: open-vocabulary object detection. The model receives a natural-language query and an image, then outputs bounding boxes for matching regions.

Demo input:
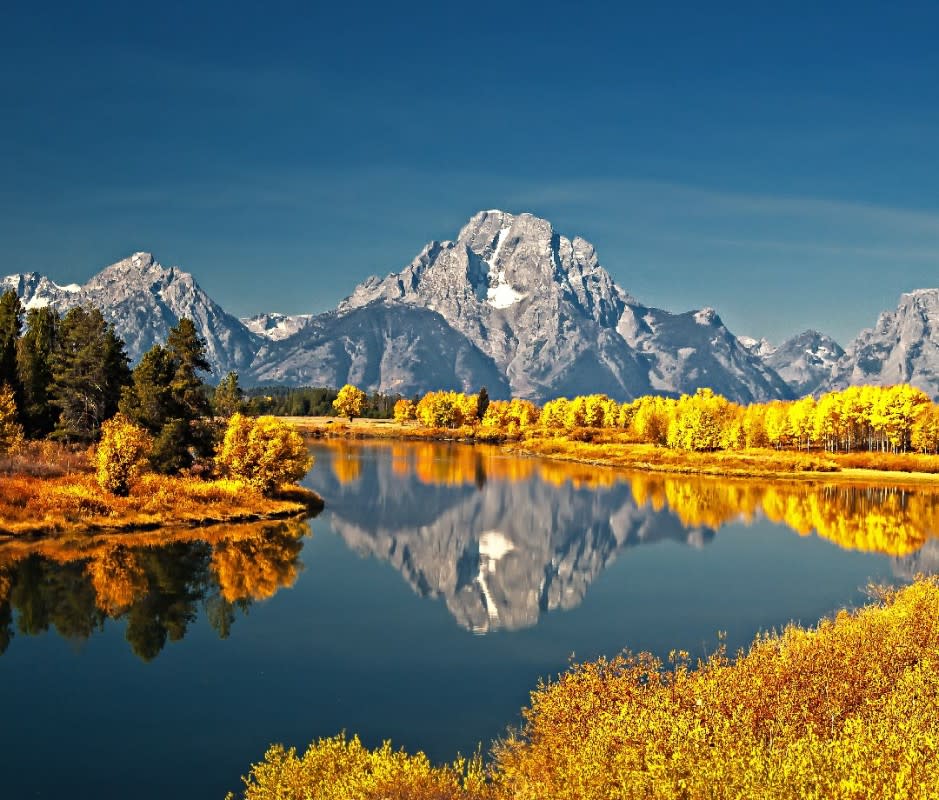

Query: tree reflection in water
[0,519,310,660]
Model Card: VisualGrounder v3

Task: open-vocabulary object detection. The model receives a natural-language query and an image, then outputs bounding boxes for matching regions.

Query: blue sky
[2,1,939,344]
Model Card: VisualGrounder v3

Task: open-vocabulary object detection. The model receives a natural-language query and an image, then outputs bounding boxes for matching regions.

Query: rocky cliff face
[828,290,939,399]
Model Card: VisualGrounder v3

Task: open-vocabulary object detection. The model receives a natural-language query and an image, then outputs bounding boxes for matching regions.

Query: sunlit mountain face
[308,441,939,633]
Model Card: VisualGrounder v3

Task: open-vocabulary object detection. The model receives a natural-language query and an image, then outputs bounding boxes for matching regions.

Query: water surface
[1,441,936,798]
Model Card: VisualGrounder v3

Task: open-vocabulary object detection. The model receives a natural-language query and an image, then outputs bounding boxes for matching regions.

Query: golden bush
[393,398,417,422]
[230,734,492,800]
[94,414,152,496]
[216,413,312,495]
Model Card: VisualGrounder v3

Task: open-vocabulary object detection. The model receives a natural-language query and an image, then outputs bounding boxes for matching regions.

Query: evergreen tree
[16,307,58,437]
[49,306,131,441]
[119,345,175,434]
[212,371,245,419]
[165,318,214,466]
[121,318,213,472]
[0,291,24,412]
[477,387,490,421]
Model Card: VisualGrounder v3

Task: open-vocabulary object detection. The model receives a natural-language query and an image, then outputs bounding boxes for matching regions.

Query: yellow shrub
[230,734,491,800]
[393,398,417,422]
[95,414,152,496]
[216,414,313,495]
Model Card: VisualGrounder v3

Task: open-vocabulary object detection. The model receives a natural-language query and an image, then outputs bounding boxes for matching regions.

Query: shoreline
[0,475,323,541]
[290,416,939,487]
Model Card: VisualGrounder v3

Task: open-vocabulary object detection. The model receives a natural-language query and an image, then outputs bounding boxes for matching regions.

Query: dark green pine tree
[49,306,131,441]
[119,345,175,432]
[122,318,214,473]
[16,307,58,437]
[119,344,183,472]
[211,371,245,419]
[165,317,214,463]
[477,386,490,421]
[0,290,24,410]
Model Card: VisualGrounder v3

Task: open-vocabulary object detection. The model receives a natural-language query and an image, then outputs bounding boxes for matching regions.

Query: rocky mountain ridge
[5,212,939,399]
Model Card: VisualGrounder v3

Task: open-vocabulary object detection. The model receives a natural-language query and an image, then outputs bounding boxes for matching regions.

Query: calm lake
[1,441,937,798]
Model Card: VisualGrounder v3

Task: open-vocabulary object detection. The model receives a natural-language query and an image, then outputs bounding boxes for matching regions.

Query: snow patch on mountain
[2,252,258,375]
[242,312,316,341]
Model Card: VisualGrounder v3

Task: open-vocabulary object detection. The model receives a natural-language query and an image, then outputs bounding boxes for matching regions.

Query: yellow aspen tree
[332,384,367,420]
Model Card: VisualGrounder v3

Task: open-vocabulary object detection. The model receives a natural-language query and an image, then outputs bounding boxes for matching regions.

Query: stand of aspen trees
[389,384,939,454]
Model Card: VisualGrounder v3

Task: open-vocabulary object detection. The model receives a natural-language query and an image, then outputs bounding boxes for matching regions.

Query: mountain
[760,330,845,396]
[249,304,510,396]
[304,210,791,402]
[2,252,258,375]
[828,290,939,399]
[22,213,939,402]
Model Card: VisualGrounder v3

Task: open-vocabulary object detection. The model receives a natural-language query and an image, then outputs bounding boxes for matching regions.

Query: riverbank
[290,416,939,484]
[0,471,323,539]
[231,577,939,799]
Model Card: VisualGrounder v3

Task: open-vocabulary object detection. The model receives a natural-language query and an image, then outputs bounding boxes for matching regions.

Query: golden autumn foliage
[216,413,313,496]
[342,383,939,461]
[230,734,492,800]
[233,580,939,800]
[0,469,318,536]
[393,398,417,422]
[94,413,152,496]
[333,384,368,420]
[492,579,939,800]
[415,390,480,428]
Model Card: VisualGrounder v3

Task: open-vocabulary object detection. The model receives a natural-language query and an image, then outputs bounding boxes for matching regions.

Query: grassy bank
[0,470,322,538]
[231,578,939,799]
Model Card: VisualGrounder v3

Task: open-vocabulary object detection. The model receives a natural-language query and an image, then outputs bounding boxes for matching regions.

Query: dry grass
[0,439,92,477]
[0,471,322,538]
[515,438,841,478]
[831,450,939,474]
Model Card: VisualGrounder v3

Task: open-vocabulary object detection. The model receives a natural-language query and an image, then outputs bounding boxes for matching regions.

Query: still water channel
[1,441,936,798]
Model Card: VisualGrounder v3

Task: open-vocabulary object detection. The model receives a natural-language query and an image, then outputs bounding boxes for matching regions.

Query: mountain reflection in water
[0,519,310,660]
[313,441,939,633]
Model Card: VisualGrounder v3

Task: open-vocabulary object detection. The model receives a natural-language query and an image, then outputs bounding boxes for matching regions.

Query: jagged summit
[323,210,790,402]
[761,330,844,396]
[828,289,939,398]
[1,252,257,375]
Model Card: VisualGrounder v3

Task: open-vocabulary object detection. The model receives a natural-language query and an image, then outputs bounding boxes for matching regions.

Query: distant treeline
[245,386,405,418]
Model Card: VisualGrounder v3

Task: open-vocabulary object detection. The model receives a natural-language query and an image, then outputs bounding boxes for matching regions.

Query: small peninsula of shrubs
[0,291,317,536]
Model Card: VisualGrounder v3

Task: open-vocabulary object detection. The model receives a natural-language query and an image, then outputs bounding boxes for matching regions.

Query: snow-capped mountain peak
[1,253,258,375]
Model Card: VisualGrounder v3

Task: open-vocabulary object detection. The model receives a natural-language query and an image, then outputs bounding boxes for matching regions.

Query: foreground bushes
[233,579,939,800]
